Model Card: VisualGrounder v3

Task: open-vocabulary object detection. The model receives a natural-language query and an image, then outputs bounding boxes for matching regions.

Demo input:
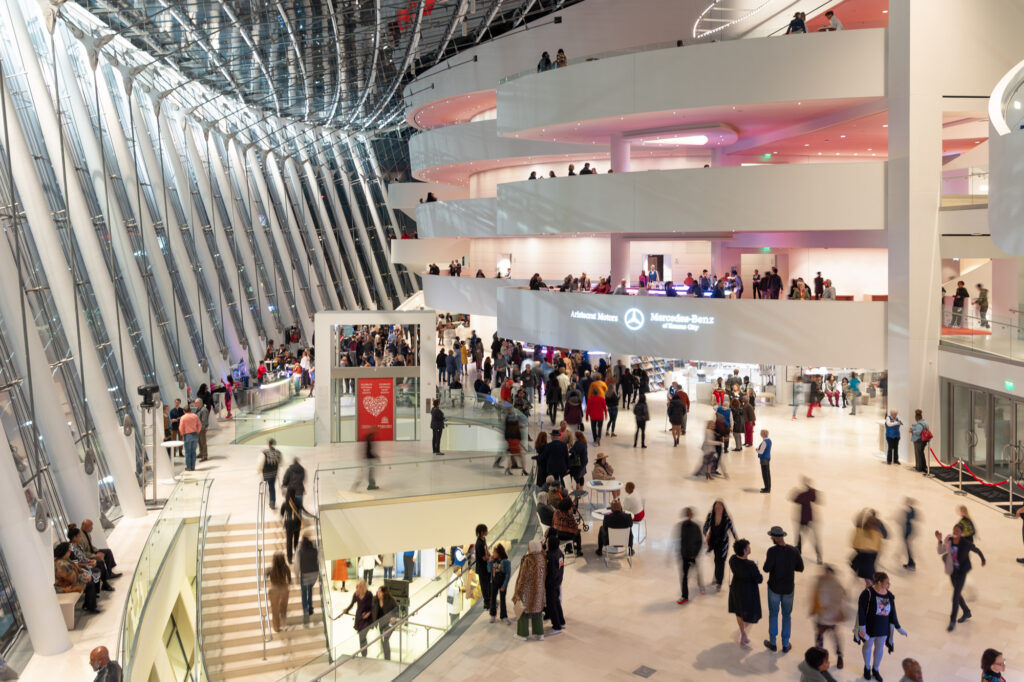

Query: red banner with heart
[358,378,394,441]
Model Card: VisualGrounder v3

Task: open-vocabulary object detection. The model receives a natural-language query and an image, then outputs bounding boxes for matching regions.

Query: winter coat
[513,552,546,614]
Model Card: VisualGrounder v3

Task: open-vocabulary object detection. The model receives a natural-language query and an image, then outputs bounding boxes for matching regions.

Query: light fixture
[645,134,710,146]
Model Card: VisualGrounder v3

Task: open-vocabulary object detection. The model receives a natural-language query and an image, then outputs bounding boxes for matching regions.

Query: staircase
[201,521,328,680]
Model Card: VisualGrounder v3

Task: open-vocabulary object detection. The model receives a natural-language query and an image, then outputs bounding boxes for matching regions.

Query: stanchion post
[954,458,967,496]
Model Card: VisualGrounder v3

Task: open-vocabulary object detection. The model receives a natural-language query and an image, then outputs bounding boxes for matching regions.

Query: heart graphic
[362,395,388,417]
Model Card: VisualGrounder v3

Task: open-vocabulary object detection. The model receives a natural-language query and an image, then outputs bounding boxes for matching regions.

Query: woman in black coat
[727,539,762,647]
[704,500,738,591]
[543,527,566,632]
[619,369,635,408]
[371,586,398,660]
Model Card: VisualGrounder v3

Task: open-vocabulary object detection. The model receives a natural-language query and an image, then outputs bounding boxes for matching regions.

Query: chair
[603,527,632,568]
[632,512,647,547]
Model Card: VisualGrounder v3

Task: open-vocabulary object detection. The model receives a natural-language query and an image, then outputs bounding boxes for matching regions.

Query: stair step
[203,589,317,609]
[205,628,325,666]
[204,621,324,651]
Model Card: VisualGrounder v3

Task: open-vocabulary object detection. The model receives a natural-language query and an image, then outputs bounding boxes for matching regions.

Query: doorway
[643,254,668,283]
[941,378,1023,483]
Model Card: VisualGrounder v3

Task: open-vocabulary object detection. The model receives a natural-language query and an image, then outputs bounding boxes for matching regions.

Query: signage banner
[358,378,394,441]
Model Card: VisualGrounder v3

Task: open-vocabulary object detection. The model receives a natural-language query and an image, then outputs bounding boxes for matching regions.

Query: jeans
[285,521,300,563]
[379,625,393,660]
[979,304,989,328]
[301,583,314,614]
[489,578,507,619]
[951,305,964,327]
[264,476,277,508]
[198,429,208,461]
[363,569,373,585]
[183,432,199,470]
[606,407,618,434]
[950,568,969,621]
[766,589,794,647]
[862,634,886,670]
[886,437,900,464]
[590,419,603,443]
[634,422,646,447]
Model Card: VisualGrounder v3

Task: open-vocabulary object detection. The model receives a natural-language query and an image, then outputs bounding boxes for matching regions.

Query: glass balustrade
[940,308,1024,363]
[940,167,989,208]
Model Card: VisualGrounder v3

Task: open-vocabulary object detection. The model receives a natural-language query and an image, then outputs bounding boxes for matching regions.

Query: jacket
[430,406,445,430]
[798,661,837,682]
[667,397,686,425]
[679,519,702,559]
[592,459,614,481]
[282,462,306,495]
[513,552,546,613]
[545,376,562,405]
[742,402,756,423]
[545,439,570,476]
[297,543,319,576]
[633,402,649,422]
[260,447,282,479]
[371,593,397,628]
[884,415,903,439]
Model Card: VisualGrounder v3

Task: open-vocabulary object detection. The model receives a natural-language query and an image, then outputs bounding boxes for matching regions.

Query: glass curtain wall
[0,7,144,483]
[280,133,333,309]
[0,548,28,662]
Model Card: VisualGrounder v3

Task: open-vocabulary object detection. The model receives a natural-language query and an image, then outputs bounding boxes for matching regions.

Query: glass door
[950,383,973,465]
[992,395,1015,482]
[969,388,990,476]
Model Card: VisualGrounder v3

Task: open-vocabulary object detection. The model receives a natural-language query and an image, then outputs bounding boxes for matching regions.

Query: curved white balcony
[496,29,886,140]
[497,162,886,235]
[390,238,470,272]
[497,288,886,368]
[416,198,498,238]
[423,274,529,317]
[988,58,1024,254]
[409,119,602,184]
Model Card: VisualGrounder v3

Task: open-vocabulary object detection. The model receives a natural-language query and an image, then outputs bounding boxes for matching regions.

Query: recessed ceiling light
[882,124,888,128]
[840,135,846,138]
[882,9,888,12]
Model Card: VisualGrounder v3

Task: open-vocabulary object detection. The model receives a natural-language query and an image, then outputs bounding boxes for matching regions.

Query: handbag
[513,599,525,619]
[920,427,933,442]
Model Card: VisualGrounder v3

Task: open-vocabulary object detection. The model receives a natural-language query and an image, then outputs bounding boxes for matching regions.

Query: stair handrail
[193,477,213,681]
[256,480,271,659]
[313,467,337,659]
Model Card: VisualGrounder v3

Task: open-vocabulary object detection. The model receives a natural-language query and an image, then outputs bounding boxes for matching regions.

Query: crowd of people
[338,324,417,368]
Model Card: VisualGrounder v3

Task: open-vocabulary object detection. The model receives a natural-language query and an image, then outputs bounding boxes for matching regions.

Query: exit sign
[1006,380,1015,392]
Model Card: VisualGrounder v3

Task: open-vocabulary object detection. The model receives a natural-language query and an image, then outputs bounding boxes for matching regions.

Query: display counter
[248,377,295,412]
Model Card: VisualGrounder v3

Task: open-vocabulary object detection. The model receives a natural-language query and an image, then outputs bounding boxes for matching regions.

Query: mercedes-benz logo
[624,308,645,331]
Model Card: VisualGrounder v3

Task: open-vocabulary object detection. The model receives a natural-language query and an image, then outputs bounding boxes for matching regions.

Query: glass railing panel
[940,167,989,208]
[940,309,1024,362]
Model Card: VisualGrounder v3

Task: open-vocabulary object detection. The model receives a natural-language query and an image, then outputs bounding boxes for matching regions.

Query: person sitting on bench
[80,519,120,579]
[54,542,99,613]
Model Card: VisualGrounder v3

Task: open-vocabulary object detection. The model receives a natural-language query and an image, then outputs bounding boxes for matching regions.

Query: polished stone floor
[424,394,1024,682]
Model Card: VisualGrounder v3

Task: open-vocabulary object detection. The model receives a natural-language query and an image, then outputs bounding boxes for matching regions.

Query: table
[585,480,622,510]
[160,440,183,483]
[591,508,611,523]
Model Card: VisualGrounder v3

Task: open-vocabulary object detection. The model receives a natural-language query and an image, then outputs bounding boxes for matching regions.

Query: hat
[767,526,787,538]
[596,452,608,460]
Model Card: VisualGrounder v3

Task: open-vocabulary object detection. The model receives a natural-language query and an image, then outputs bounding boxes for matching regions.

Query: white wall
[423,275,531,317]
[416,198,497,238]
[497,163,887,235]
[404,0,710,118]
[468,155,708,198]
[939,348,1024,398]
[720,247,890,299]
[496,29,886,136]
[496,288,886,368]
[468,236,611,281]
[409,119,602,180]
[391,238,471,272]
[387,182,469,211]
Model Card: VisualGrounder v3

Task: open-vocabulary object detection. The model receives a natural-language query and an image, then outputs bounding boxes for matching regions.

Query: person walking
[728,539,762,647]
[677,507,704,604]
[857,572,907,681]
[849,373,862,415]
[763,525,804,653]
[545,371,563,425]
[975,283,990,328]
[488,544,511,624]
[668,392,686,446]
[742,396,756,446]
[359,554,379,585]
[193,398,210,462]
[981,649,1007,681]
[568,431,588,491]
[430,401,445,455]
[372,586,398,659]
[901,498,917,570]
[341,580,374,655]
[512,540,547,641]
[281,456,307,505]
[266,551,291,633]
[793,478,822,564]
[910,411,931,472]
[810,565,847,671]
[936,524,985,631]
[543,527,566,634]
[757,430,772,493]
[296,535,319,624]
[177,405,202,471]
[633,393,650,448]
[730,398,745,451]
[604,388,619,438]
[474,524,491,613]
[885,410,904,465]
[258,438,282,509]
[586,388,607,446]
[620,368,635,409]
[704,500,738,592]
[281,488,312,564]
[852,510,887,588]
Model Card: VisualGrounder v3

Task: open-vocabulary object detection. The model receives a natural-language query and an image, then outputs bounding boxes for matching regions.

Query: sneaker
[548,628,563,636]
[763,640,777,652]
[946,620,955,632]
[367,485,380,490]
[903,562,916,571]
[490,616,497,623]
[760,488,770,494]
[519,636,528,642]
[676,598,688,605]
[1017,558,1024,564]
[792,416,798,421]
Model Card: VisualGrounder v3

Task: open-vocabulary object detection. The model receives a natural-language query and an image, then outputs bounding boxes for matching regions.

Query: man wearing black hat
[763,525,803,653]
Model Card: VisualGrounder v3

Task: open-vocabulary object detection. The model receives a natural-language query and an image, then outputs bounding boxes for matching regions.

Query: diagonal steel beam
[473,0,504,44]
[434,0,470,65]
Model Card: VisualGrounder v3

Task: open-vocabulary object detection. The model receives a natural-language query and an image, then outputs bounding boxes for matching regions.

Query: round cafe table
[591,508,612,524]
[585,480,622,510]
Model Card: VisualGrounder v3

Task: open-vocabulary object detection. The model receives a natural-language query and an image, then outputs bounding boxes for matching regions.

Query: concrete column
[609,134,631,173]
[887,1,942,460]
[0,430,72,654]
[610,234,630,289]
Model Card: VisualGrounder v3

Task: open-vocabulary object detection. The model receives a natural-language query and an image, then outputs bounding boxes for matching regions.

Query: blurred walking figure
[935,524,986,632]
[901,498,917,570]
[851,510,887,588]
[266,551,291,633]
[793,478,822,564]
[364,429,380,491]
[677,507,704,604]
[810,565,847,671]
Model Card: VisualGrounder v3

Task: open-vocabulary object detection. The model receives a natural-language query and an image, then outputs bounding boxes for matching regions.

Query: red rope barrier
[959,460,1009,487]
[929,446,956,469]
